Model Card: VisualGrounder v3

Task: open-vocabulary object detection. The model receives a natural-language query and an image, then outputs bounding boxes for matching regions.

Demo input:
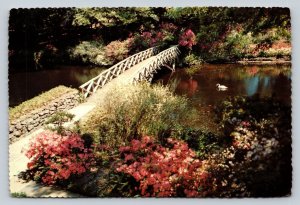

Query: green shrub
[80,83,194,148]
[69,40,110,66]
[45,111,75,134]
[224,30,254,59]
[11,192,27,198]
[172,127,224,159]
[184,53,203,66]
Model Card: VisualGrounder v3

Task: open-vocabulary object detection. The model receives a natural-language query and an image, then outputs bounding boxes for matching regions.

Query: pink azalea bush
[24,131,95,185]
[179,29,197,49]
[116,136,210,197]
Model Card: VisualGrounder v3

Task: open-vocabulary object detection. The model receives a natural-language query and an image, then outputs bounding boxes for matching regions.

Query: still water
[9,64,291,108]
[157,64,291,107]
[9,66,104,107]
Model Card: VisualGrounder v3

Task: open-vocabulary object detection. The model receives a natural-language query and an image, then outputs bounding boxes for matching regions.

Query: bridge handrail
[79,46,159,98]
[131,45,180,83]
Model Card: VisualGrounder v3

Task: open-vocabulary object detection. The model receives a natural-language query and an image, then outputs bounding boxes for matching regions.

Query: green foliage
[9,7,291,69]
[69,40,110,66]
[184,53,203,66]
[72,8,159,28]
[45,111,75,134]
[80,83,194,148]
[184,54,201,66]
[9,86,77,122]
[172,127,223,159]
[11,192,27,198]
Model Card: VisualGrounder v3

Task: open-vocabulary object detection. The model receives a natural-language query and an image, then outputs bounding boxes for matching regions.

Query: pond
[157,64,291,106]
[9,64,291,111]
[155,64,291,131]
[9,65,105,107]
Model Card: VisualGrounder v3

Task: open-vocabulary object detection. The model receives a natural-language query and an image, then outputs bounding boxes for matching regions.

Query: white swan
[216,83,228,90]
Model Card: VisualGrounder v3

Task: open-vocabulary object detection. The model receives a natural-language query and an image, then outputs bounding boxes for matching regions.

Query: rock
[27,125,34,132]
[9,126,14,133]
[21,120,27,125]
[13,130,21,137]
[15,123,22,130]
[50,106,56,111]
[23,118,34,125]
[43,110,50,115]
[59,106,66,110]
[33,114,39,120]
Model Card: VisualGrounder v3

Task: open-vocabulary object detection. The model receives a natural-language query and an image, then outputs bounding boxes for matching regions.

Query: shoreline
[207,57,291,65]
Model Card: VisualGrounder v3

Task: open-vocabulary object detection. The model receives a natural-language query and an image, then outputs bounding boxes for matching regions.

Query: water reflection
[9,66,105,107]
[158,64,291,106]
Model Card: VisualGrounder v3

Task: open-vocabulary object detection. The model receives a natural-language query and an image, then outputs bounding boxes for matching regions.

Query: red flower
[24,131,95,185]
[116,136,210,197]
[179,29,196,49]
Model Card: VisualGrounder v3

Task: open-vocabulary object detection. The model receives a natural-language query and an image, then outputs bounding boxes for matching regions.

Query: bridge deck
[87,56,156,104]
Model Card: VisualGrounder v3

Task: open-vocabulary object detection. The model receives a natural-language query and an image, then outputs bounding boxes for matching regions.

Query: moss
[9,85,77,122]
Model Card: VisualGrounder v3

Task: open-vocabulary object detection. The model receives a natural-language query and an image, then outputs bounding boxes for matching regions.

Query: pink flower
[179,29,196,49]
[115,136,209,197]
[24,131,95,185]
[124,154,134,161]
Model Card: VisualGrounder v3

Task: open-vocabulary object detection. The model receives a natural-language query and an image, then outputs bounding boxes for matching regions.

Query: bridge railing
[131,45,180,84]
[79,46,159,98]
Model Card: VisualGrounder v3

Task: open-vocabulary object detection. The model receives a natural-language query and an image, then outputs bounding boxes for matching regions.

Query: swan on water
[216,83,228,90]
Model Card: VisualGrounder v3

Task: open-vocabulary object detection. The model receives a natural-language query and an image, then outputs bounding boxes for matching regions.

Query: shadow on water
[9,65,105,107]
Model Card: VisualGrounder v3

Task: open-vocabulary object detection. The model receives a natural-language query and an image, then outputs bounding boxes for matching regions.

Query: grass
[9,85,77,122]
[80,82,196,148]
[11,192,27,197]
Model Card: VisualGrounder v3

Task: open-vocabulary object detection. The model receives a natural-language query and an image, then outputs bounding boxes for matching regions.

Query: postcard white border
[1,1,300,205]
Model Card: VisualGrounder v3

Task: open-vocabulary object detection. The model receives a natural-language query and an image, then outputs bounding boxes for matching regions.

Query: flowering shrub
[24,131,94,185]
[131,31,165,50]
[211,96,292,197]
[116,136,210,197]
[179,29,196,49]
[104,39,133,64]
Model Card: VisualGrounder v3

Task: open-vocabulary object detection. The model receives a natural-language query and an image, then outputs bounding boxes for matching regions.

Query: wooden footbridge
[79,45,180,98]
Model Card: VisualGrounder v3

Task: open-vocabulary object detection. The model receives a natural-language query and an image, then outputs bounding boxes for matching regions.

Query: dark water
[9,66,104,107]
[9,64,291,109]
[157,64,291,107]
